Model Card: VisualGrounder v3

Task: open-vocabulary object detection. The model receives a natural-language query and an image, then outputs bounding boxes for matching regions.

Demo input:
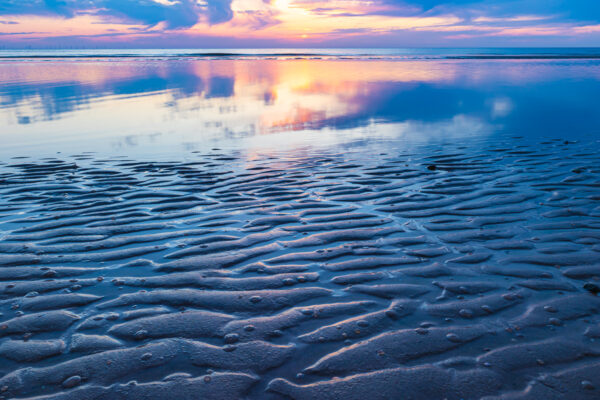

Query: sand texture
[1,136,600,399]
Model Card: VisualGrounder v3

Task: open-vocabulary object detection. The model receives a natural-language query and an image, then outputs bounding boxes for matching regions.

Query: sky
[0,0,599,48]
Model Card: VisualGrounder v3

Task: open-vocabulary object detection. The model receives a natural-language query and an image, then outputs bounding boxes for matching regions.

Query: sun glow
[1,0,599,46]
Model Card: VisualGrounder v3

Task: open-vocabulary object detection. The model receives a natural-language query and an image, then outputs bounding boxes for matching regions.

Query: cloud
[2,0,600,46]
[229,9,280,30]
[388,0,600,22]
[0,0,236,28]
[0,31,42,35]
[283,0,600,28]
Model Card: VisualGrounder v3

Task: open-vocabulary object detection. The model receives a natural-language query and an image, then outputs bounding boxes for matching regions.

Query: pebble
[584,283,600,294]
[582,380,595,390]
[134,330,148,340]
[446,333,461,343]
[224,333,239,344]
[62,376,82,389]
[549,318,562,326]
[481,305,492,313]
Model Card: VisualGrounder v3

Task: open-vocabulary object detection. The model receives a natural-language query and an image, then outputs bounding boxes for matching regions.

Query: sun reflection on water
[1,58,599,158]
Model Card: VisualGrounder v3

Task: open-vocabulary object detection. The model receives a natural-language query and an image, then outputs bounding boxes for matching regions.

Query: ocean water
[1,48,599,158]
[1,50,600,399]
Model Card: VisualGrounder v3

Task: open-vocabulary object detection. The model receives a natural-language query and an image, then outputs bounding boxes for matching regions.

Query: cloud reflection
[1,58,600,157]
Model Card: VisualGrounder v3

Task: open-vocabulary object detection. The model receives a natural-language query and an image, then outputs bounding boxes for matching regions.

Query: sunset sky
[1,0,599,48]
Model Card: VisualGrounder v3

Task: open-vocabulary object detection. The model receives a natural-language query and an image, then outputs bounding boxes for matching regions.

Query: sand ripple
[1,137,600,399]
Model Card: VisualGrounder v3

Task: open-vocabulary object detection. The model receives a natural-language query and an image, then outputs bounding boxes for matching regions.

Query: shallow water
[1,55,600,158]
[1,55,600,399]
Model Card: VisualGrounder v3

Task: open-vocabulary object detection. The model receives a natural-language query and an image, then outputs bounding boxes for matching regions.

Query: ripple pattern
[1,137,600,399]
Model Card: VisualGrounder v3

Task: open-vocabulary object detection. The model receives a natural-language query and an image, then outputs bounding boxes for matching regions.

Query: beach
[1,52,600,399]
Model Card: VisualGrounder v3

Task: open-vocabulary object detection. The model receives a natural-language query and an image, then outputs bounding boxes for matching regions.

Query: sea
[1,48,599,159]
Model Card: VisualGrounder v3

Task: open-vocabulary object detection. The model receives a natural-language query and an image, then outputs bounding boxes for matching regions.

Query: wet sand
[1,135,600,399]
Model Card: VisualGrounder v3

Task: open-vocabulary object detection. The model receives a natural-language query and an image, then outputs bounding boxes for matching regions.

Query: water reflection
[1,58,600,157]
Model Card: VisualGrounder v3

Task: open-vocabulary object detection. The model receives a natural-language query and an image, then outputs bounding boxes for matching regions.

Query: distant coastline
[1,47,600,60]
